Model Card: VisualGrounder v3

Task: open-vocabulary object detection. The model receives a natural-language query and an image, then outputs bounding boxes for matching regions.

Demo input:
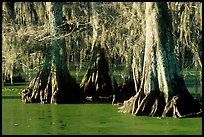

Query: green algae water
[2,98,202,135]
[2,79,202,135]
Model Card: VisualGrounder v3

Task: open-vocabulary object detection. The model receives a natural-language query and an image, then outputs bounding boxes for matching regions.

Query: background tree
[169,2,202,98]
[2,2,47,84]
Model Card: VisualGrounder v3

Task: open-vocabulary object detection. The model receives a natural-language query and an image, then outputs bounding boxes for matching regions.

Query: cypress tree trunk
[80,2,114,102]
[22,2,82,104]
[118,2,202,118]
[80,45,113,102]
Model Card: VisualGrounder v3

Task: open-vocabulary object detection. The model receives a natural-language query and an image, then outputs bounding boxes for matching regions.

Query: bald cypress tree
[80,2,114,102]
[21,2,82,104]
[118,2,202,118]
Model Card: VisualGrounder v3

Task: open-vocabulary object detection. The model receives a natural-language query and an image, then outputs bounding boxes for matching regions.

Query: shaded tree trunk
[118,2,202,118]
[80,2,114,102]
[113,76,136,104]
[22,2,83,104]
[80,46,113,102]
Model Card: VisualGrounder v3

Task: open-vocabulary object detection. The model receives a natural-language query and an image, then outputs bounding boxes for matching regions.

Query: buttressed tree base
[118,2,202,118]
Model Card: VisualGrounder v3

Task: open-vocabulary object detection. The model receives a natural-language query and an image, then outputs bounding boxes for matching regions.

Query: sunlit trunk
[119,2,202,118]
[91,2,101,51]
[22,2,82,104]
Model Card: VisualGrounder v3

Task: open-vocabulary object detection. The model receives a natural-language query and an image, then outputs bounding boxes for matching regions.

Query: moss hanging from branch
[21,2,84,104]
[118,2,202,118]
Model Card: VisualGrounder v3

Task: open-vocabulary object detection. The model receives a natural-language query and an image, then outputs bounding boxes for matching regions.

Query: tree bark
[79,2,114,102]
[80,46,114,102]
[118,2,202,118]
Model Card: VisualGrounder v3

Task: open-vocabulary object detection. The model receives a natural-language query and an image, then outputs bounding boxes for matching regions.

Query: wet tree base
[118,89,202,118]
[80,47,114,102]
[21,69,84,104]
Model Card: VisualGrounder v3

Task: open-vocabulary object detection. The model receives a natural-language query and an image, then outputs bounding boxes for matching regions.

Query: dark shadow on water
[3,82,28,86]
[2,96,21,99]
[1,97,117,105]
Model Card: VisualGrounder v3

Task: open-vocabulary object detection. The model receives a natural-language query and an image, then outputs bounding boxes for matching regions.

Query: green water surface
[2,98,202,135]
[2,68,202,135]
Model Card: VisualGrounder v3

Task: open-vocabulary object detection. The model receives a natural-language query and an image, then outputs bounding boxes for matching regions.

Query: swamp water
[2,74,202,135]
[2,97,202,135]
